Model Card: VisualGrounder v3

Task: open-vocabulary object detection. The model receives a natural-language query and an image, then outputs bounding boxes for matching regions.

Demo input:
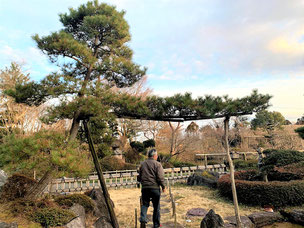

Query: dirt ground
[109,184,261,227]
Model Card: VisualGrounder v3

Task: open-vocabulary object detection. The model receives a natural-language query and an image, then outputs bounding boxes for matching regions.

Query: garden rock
[187,171,219,188]
[280,209,304,226]
[65,204,85,228]
[186,208,208,217]
[94,217,113,228]
[248,212,284,227]
[200,209,224,228]
[0,170,8,190]
[0,221,18,228]
[86,189,114,219]
[224,216,254,228]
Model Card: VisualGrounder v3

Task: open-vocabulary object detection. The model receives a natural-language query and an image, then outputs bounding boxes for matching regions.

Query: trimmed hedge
[218,170,304,207]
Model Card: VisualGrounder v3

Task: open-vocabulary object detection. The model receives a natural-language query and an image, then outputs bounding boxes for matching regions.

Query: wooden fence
[44,164,227,194]
[195,151,258,166]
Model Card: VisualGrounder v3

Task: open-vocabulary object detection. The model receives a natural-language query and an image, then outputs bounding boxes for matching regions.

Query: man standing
[138,149,165,228]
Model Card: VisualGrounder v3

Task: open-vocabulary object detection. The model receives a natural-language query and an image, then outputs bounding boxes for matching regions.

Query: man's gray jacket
[138,158,165,190]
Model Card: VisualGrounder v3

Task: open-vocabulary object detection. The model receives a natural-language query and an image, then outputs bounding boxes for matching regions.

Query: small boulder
[248,212,284,227]
[200,209,224,228]
[280,209,304,226]
[65,204,86,228]
[224,216,254,228]
[186,208,208,217]
[0,170,7,191]
[94,217,113,228]
[86,189,114,219]
[188,171,219,188]
[0,221,18,228]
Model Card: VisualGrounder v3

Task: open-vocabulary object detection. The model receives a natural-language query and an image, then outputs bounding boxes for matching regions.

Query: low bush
[234,159,258,170]
[54,194,94,213]
[0,173,37,201]
[124,148,145,164]
[295,126,304,139]
[260,149,304,174]
[169,159,197,167]
[31,207,75,227]
[100,156,136,171]
[8,199,37,216]
[218,170,304,207]
[207,160,222,165]
[201,170,217,180]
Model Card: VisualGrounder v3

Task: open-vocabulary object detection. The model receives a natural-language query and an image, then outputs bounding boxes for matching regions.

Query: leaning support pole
[224,117,242,228]
[83,120,119,228]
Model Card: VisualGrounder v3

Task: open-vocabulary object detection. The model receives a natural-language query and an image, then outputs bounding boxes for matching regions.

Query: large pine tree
[13,0,146,140]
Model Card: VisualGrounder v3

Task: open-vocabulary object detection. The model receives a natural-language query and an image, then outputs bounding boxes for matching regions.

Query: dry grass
[109,184,261,227]
[0,204,41,228]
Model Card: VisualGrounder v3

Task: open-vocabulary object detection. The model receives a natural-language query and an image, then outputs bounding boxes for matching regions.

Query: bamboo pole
[83,120,119,228]
[224,117,242,228]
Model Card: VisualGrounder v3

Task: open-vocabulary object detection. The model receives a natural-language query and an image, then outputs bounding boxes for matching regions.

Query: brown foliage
[0,173,37,202]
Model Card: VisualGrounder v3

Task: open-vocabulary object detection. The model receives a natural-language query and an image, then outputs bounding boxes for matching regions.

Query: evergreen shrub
[295,126,304,139]
[54,194,94,213]
[260,149,304,174]
[234,159,258,170]
[31,207,75,227]
[100,156,136,171]
[169,159,196,167]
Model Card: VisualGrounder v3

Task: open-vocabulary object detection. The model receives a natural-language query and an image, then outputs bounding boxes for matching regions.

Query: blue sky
[0,0,303,121]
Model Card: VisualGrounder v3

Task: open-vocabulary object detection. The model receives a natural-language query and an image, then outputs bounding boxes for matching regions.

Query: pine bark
[24,169,54,200]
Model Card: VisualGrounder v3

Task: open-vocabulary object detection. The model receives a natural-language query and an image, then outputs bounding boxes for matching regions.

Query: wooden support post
[83,120,119,228]
[224,117,242,228]
[204,155,208,166]
[174,202,177,228]
[135,208,137,228]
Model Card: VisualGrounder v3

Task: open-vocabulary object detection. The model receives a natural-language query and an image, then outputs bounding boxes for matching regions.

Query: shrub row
[218,170,304,207]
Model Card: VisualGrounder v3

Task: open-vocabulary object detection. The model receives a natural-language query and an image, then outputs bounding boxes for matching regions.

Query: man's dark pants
[140,188,161,228]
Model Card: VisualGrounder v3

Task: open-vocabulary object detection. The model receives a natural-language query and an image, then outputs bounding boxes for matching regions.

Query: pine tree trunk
[24,169,54,200]
[224,117,242,228]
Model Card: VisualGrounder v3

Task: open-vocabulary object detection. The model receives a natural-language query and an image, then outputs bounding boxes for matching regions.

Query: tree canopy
[6,0,146,140]
[107,90,272,122]
[250,110,285,131]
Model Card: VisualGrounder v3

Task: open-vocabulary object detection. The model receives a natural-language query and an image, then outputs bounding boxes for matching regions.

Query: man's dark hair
[148,149,157,157]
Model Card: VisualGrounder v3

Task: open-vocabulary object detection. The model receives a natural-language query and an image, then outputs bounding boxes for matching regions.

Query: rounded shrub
[54,194,94,213]
[0,173,37,201]
[234,159,258,170]
[218,170,304,207]
[100,156,136,171]
[260,149,304,174]
[31,207,75,227]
